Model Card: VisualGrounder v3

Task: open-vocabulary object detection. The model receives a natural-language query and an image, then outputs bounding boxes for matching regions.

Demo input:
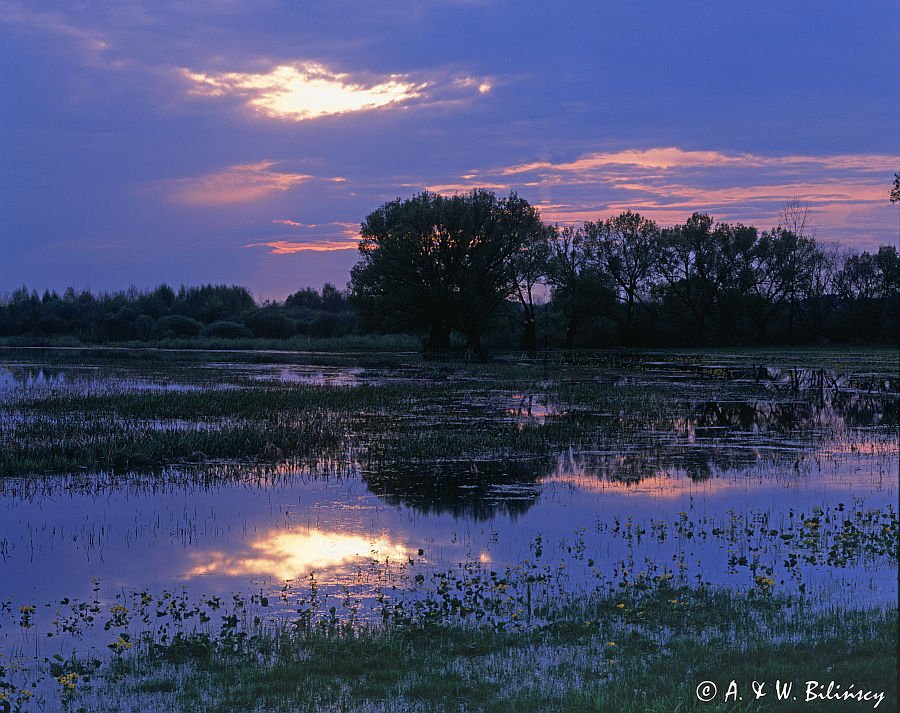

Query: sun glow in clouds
[182,62,427,120]
[167,160,312,206]
[187,529,411,581]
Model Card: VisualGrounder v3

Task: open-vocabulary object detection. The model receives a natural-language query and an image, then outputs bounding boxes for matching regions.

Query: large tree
[656,213,756,344]
[589,211,660,344]
[746,228,817,342]
[349,190,544,353]
[546,225,614,349]
[508,217,552,355]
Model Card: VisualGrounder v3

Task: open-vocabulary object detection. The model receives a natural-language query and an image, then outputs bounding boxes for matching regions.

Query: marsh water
[0,349,897,661]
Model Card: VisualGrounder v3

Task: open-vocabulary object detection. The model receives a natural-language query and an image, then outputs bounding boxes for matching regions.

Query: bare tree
[891,172,900,243]
[776,199,817,339]
[778,199,815,240]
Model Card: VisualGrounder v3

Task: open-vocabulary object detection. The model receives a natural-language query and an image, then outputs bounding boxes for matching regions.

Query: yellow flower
[57,672,81,691]
[109,635,133,653]
[616,603,626,609]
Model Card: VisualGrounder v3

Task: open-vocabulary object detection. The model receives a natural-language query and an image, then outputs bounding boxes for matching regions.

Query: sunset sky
[2,1,898,299]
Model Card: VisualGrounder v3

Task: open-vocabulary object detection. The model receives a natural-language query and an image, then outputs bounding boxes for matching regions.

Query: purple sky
[2,1,898,299]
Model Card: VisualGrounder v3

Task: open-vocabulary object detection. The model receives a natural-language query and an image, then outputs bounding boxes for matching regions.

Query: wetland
[0,347,896,712]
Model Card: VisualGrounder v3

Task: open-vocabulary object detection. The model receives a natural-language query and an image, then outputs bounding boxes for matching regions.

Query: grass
[0,356,668,477]
[1,345,895,479]
[0,332,423,352]
[88,585,896,713]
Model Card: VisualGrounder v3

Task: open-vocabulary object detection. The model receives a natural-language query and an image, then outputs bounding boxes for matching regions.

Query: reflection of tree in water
[671,393,894,434]
[555,391,897,486]
[361,459,543,521]
[554,446,762,485]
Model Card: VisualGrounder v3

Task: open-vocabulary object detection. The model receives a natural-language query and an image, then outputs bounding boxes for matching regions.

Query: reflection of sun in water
[187,530,410,581]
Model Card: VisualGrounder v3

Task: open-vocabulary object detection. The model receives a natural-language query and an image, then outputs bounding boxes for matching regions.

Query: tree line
[0,283,354,342]
[1,189,897,350]
[349,190,898,353]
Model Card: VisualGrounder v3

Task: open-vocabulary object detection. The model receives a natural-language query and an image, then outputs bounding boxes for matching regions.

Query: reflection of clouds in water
[816,439,898,457]
[505,393,557,426]
[187,529,410,581]
[543,471,735,498]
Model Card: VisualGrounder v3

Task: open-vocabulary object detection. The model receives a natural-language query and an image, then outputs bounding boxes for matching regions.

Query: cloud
[180,61,494,121]
[245,239,358,254]
[165,161,312,206]
[424,146,900,248]
[245,220,360,253]
[0,1,109,56]
[181,62,428,121]
[500,147,900,177]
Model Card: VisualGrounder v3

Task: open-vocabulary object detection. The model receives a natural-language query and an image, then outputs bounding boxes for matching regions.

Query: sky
[1,0,898,300]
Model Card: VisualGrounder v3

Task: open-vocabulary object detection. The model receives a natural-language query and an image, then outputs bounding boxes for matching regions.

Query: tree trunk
[564,317,578,349]
[755,317,767,344]
[694,312,707,346]
[465,330,488,361]
[425,321,450,352]
[522,305,537,355]
[622,299,636,346]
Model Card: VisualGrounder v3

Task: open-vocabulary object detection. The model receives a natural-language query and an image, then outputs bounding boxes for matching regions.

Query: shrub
[201,320,254,338]
[152,315,203,338]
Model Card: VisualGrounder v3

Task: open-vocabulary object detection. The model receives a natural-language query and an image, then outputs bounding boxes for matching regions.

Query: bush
[36,314,71,336]
[152,315,203,338]
[242,310,296,339]
[201,320,254,338]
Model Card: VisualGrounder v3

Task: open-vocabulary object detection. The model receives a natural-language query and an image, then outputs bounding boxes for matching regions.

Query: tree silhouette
[590,211,660,344]
[891,172,900,243]
[349,190,543,354]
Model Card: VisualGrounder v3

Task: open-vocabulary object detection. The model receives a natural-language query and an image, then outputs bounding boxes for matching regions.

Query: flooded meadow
[0,348,896,712]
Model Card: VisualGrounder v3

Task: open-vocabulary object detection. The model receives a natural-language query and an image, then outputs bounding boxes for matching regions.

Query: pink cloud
[165,161,312,206]
[245,239,358,254]
[500,147,899,176]
[427,146,899,248]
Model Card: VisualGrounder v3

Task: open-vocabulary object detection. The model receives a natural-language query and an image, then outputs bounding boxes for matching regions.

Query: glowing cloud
[182,62,427,121]
[500,147,900,176]
[246,239,358,254]
[167,161,312,206]
[187,529,411,581]
[433,146,900,248]
[247,220,359,253]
